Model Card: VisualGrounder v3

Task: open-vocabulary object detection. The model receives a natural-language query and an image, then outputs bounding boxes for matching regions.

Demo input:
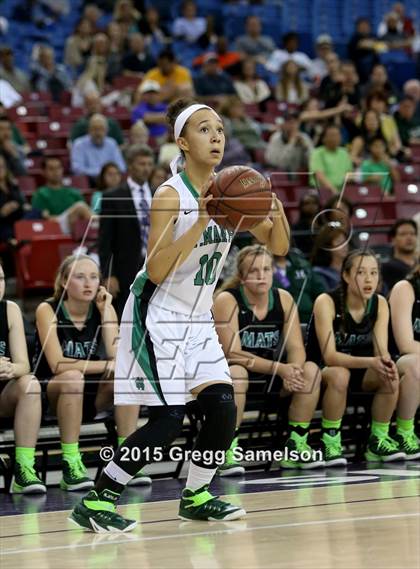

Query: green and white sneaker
[178,485,246,521]
[127,470,153,486]
[70,490,137,533]
[365,434,406,462]
[11,463,47,494]
[60,457,94,491]
[280,431,325,470]
[321,432,347,467]
[217,437,245,477]
[395,431,420,460]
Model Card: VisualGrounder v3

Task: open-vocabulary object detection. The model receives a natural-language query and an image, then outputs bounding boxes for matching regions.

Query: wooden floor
[1,478,418,569]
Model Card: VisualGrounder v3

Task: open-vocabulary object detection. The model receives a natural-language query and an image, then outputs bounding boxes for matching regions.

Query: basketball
[207,166,272,231]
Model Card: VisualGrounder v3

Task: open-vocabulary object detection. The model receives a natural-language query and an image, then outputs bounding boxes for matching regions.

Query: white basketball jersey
[131,171,234,316]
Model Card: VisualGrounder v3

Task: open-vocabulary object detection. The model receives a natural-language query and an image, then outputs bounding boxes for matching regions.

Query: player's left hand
[95,285,113,313]
[270,192,284,218]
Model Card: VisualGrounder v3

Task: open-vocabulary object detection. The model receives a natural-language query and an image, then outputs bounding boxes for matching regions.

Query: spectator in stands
[173,0,206,45]
[221,96,266,155]
[366,90,405,159]
[113,0,140,36]
[394,96,420,147]
[141,49,194,102]
[378,11,410,48]
[310,34,334,83]
[0,117,26,176]
[35,254,143,491]
[32,157,92,234]
[378,3,415,38]
[361,137,400,194]
[274,60,309,106]
[0,262,45,494]
[347,18,379,83]
[322,195,354,237]
[71,114,126,180]
[272,249,326,324]
[382,219,418,291]
[125,119,149,149]
[88,32,121,83]
[99,144,154,317]
[82,3,103,33]
[403,79,420,120]
[131,80,168,141]
[193,53,236,99]
[64,18,94,74]
[265,109,313,173]
[389,265,420,460]
[265,31,312,76]
[70,92,124,146]
[0,103,29,156]
[319,52,343,108]
[235,15,275,64]
[300,98,353,147]
[311,225,350,292]
[157,131,180,169]
[107,21,126,62]
[30,45,72,102]
[91,161,123,213]
[363,64,399,106]
[306,248,402,466]
[121,32,155,77]
[233,59,271,105]
[310,124,353,194]
[214,245,324,472]
[350,110,387,165]
[0,45,30,94]
[340,61,361,107]
[138,6,170,48]
[291,192,322,256]
[0,155,26,244]
[194,36,242,75]
[150,165,169,193]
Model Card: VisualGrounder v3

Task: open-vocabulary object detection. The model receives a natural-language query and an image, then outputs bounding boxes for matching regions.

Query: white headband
[170,104,218,175]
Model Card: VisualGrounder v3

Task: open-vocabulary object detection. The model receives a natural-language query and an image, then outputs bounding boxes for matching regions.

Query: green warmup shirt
[32,186,84,215]
[310,146,353,191]
[361,159,392,194]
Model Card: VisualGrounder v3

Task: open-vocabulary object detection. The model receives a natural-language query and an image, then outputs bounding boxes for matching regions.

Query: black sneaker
[178,485,246,521]
[11,463,46,494]
[70,490,137,533]
[60,457,94,491]
[365,434,406,462]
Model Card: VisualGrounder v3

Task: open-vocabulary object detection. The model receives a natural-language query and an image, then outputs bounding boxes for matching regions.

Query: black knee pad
[148,405,186,446]
[195,383,237,458]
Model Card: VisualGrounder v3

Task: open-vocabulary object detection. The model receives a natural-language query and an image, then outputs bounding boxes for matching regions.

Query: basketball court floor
[1,463,419,569]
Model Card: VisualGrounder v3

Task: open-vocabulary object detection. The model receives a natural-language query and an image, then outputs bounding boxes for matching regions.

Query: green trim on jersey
[131,269,150,298]
[180,171,199,201]
[239,286,274,313]
[61,301,93,324]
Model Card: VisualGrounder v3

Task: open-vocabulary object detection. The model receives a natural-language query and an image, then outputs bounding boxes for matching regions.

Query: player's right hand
[277,363,305,392]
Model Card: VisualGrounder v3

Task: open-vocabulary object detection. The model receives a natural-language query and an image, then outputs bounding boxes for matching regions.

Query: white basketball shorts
[114,293,231,406]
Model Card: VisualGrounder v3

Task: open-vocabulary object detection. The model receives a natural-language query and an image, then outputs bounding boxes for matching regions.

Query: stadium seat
[352,201,396,227]
[37,121,71,138]
[13,220,75,296]
[16,175,36,196]
[397,163,420,182]
[342,184,384,202]
[393,182,420,203]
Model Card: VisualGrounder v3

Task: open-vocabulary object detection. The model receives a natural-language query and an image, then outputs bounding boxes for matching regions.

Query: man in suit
[99,144,155,318]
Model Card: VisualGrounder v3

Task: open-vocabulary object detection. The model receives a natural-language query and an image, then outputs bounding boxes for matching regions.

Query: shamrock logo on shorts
[135,377,145,391]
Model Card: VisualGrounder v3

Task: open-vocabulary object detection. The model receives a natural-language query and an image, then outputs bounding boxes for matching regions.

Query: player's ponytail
[166,97,199,135]
[218,245,273,293]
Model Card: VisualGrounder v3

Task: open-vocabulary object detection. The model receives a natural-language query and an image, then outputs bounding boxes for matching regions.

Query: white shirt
[265,49,313,74]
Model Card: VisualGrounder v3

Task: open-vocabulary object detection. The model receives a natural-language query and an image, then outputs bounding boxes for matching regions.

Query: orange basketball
[207,166,272,231]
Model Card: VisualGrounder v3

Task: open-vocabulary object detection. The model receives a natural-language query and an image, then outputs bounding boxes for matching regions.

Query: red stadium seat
[396,203,417,218]
[397,163,420,182]
[49,105,84,121]
[21,92,52,103]
[112,76,141,90]
[37,121,71,138]
[342,184,384,202]
[352,201,396,227]
[410,144,420,163]
[393,182,420,203]
[14,220,75,296]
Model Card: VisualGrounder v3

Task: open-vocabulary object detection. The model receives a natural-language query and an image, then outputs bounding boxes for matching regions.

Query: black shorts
[247,372,284,396]
[40,373,105,421]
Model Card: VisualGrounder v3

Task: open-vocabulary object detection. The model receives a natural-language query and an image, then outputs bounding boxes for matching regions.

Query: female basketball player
[214,244,323,474]
[389,265,420,459]
[0,263,45,493]
[71,98,290,532]
[36,255,140,491]
[306,249,403,466]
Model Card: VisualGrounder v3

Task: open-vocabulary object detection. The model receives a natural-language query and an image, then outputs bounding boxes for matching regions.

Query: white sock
[186,463,217,492]
[104,461,133,485]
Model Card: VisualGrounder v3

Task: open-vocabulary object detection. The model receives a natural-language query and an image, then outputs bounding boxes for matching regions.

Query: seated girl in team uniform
[306,248,404,466]
[214,244,324,472]
[389,264,420,459]
[0,263,45,494]
[35,255,141,491]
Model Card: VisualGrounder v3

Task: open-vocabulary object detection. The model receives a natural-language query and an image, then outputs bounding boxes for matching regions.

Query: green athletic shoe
[365,434,406,462]
[280,431,325,470]
[11,463,47,494]
[69,490,137,533]
[60,457,94,491]
[321,432,347,467]
[217,437,245,477]
[178,485,246,521]
[395,431,420,460]
[127,470,153,486]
